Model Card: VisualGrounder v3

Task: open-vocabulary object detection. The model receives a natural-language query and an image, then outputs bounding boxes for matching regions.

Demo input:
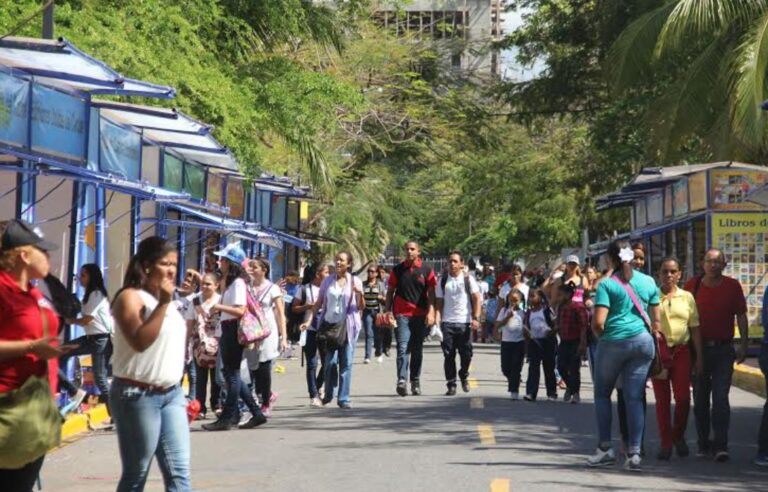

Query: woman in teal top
[586,239,660,472]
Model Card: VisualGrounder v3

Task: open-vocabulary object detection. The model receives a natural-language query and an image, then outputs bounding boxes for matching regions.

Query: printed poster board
[664,185,673,218]
[711,212,768,338]
[710,169,768,210]
[688,171,707,211]
[647,193,663,224]
[227,179,245,219]
[207,173,224,208]
[673,178,688,216]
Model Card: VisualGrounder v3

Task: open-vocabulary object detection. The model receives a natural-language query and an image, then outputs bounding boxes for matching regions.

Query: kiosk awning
[164,204,284,249]
[0,37,174,98]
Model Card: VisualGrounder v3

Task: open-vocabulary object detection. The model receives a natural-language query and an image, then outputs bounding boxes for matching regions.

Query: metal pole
[42,1,54,39]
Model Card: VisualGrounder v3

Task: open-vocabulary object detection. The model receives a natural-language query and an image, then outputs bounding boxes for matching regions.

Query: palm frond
[730,9,768,150]
[654,0,766,57]
[283,133,333,194]
[645,36,730,160]
[606,2,677,94]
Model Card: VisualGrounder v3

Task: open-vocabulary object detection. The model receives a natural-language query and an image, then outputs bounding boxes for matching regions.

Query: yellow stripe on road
[470,397,484,409]
[490,478,510,492]
[468,377,479,389]
[477,424,496,445]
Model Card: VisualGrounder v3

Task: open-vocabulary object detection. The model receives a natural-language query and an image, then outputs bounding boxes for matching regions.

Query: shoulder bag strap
[611,274,652,330]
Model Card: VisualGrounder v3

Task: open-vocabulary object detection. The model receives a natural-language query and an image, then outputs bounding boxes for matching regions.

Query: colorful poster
[711,212,768,337]
[647,193,663,224]
[31,83,86,161]
[227,179,245,219]
[710,169,768,210]
[673,178,688,216]
[0,71,29,148]
[207,173,224,207]
[688,172,707,211]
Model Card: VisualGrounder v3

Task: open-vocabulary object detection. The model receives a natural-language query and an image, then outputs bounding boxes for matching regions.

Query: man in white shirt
[435,251,482,395]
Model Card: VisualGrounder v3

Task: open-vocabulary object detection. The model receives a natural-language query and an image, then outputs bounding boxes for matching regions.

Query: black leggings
[251,359,273,405]
[0,455,44,492]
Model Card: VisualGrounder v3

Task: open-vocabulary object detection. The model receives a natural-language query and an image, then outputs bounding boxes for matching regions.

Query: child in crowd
[556,282,590,403]
[523,288,557,401]
[495,289,526,400]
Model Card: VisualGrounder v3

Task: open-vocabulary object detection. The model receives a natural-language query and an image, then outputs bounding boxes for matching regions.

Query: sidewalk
[60,403,110,443]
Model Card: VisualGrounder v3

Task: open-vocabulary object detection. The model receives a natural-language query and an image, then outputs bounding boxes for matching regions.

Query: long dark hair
[82,263,108,304]
[122,236,176,290]
[223,258,249,289]
[607,238,634,281]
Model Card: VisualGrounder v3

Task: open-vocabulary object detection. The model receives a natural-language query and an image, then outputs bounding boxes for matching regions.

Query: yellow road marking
[490,478,510,492]
[477,424,495,445]
[470,397,484,409]
[468,377,479,389]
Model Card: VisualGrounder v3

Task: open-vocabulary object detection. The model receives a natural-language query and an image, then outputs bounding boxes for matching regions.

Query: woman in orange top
[0,220,72,491]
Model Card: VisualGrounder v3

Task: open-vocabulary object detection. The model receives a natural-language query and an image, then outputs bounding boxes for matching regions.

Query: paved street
[43,342,767,492]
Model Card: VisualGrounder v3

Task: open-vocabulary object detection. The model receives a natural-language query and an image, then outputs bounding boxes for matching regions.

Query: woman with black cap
[0,220,72,492]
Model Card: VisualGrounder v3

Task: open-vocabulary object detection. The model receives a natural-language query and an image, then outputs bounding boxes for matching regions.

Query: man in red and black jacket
[386,241,436,397]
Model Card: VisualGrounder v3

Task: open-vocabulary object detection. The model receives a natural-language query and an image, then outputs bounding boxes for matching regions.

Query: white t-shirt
[111,290,186,387]
[477,280,489,299]
[496,306,525,342]
[436,274,480,324]
[294,283,321,326]
[526,308,552,339]
[221,278,247,321]
[323,282,347,324]
[499,282,530,306]
[255,282,283,363]
[82,290,113,335]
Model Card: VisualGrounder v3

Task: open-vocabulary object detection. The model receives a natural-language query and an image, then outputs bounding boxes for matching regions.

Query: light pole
[42,1,54,39]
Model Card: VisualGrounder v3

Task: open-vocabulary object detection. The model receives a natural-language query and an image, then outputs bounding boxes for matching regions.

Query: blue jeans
[693,343,736,453]
[219,320,261,421]
[395,315,427,383]
[110,379,191,492]
[303,330,325,399]
[758,343,768,456]
[593,331,654,455]
[363,309,377,360]
[323,337,356,405]
[184,362,196,401]
[58,334,111,398]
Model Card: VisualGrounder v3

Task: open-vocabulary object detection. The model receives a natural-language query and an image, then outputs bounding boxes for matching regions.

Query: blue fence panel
[100,117,141,180]
[31,83,86,162]
[0,71,29,148]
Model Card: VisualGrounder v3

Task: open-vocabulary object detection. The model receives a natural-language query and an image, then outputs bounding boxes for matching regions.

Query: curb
[59,403,110,443]
[733,364,766,398]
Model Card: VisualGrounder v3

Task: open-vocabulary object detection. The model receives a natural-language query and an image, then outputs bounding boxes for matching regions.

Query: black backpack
[43,273,81,319]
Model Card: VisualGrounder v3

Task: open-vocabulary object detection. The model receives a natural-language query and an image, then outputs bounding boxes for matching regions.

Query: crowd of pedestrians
[1,223,768,490]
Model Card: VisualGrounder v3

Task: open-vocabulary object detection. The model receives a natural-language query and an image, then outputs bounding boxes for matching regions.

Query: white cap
[566,254,580,265]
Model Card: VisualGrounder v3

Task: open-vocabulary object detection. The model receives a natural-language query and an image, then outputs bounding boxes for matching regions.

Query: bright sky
[500,6,545,81]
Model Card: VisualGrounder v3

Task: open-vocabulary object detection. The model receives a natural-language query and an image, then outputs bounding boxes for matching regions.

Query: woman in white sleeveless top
[110,237,190,492]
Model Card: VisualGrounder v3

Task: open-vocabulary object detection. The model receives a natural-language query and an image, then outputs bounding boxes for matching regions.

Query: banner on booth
[31,84,86,161]
[710,169,768,210]
[227,179,245,219]
[0,71,29,148]
[100,118,141,181]
[673,178,688,216]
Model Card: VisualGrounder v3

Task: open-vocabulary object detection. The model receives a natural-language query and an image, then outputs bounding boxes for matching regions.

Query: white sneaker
[238,412,252,426]
[587,447,616,468]
[364,358,371,364]
[624,453,642,472]
[309,397,322,408]
[70,389,87,411]
[376,355,384,363]
[510,392,520,401]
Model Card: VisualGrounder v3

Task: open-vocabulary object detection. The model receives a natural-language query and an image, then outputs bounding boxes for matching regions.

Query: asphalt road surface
[42,341,768,491]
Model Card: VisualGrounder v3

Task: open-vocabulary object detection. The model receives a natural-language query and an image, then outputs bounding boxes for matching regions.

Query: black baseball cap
[1,219,58,252]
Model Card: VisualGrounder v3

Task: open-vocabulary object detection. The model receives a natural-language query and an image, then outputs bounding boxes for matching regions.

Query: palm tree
[607,0,768,162]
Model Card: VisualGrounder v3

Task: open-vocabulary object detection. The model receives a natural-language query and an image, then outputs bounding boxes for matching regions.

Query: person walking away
[294,264,329,407]
[495,289,526,400]
[652,257,702,460]
[683,249,748,462]
[435,251,482,396]
[189,273,221,420]
[588,239,658,472]
[757,283,768,467]
[385,241,436,397]
[59,263,112,412]
[243,258,287,417]
[109,236,191,491]
[523,288,557,401]
[0,220,72,492]
[362,266,386,364]
[555,283,589,403]
[303,252,363,409]
[202,245,266,431]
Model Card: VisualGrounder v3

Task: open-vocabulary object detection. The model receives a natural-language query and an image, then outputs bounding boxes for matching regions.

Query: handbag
[317,275,351,351]
[611,274,666,379]
[0,306,63,469]
[238,283,273,346]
